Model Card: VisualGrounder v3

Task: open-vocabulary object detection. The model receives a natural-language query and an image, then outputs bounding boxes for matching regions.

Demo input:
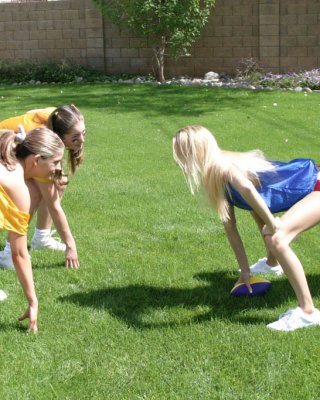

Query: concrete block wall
[279,0,320,72]
[165,0,320,76]
[0,0,319,78]
[0,0,104,69]
[165,0,260,77]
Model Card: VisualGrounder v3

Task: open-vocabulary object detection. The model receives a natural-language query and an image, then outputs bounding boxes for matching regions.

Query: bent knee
[265,230,288,253]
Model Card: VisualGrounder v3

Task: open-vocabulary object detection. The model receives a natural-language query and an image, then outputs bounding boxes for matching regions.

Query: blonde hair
[173,125,275,221]
[0,127,64,182]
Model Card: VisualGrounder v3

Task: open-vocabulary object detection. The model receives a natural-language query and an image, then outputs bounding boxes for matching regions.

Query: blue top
[227,158,318,213]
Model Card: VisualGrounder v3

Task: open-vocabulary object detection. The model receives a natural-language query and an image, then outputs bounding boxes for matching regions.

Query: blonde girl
[173,125,320,331]
[0,127,65,332]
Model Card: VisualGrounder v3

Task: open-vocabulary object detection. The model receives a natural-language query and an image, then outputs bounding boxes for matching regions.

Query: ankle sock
[33,228,51,239]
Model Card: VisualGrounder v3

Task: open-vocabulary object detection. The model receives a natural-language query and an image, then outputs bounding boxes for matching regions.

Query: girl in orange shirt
[0,127,65,332]
[0,105,85,269]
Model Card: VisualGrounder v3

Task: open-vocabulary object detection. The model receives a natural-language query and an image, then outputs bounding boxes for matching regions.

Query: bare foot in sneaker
[31,229,66,251]
[267,307,320,331]
[250,257,283,276]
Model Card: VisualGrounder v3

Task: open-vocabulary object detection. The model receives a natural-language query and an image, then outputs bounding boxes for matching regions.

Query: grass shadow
[0,321,28,333]
[0,83,280,118]
[31,261,65,270]
[59,270,320,329]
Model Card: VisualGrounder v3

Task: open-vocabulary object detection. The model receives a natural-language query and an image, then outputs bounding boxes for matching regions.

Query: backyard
[0,83,320,399]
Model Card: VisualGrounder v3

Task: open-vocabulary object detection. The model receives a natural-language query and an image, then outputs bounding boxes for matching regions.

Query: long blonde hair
[173,125,275,221]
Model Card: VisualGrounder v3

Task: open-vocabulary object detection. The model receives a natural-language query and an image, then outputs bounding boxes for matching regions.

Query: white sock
[34,228,51,238]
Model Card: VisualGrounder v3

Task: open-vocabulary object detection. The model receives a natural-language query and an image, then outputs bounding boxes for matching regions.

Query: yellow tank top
[0,107,56,132]
[0,185,30,235]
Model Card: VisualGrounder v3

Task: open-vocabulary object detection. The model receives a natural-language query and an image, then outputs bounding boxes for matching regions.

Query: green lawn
[1,83,320,399]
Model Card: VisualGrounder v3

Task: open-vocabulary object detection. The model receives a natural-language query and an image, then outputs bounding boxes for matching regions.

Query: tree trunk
[153,36,166,82]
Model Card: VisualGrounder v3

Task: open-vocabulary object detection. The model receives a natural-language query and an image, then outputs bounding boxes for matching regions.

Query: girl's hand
[65,247,79,269]
[18,303,38,333]
[238,270,252,294]
[262,216,281,236]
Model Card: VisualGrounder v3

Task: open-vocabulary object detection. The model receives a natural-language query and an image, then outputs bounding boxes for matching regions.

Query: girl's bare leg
[251,211,278,266]
[265,191,320,313]
[31,182,66,251]
[36,200,53,230]
[35,184,65,230]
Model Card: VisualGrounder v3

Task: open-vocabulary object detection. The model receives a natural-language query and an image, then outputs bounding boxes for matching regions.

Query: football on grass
[230,276,271,297]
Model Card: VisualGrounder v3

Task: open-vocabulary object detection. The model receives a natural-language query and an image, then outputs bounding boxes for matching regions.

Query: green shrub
[0,60,138,84]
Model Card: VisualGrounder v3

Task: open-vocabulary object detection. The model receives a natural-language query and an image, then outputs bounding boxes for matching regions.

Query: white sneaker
[0,249,14,269]
[250,257,283,276]
[0,289,8,301]
[31,230,66,251]
[267,307,320,331]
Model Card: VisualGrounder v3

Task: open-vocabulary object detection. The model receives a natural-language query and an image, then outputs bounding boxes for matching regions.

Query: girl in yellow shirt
[0,105,85,269]
[0,127,65,332]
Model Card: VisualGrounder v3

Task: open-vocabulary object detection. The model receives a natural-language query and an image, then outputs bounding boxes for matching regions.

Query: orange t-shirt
[0,107,56,133]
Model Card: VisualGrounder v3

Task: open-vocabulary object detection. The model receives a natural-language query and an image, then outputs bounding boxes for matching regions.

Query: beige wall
[0,0,105,69]
[0,0,319,78]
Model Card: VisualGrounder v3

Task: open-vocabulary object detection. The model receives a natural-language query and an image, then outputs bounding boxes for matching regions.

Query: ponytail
[0,129,19,170]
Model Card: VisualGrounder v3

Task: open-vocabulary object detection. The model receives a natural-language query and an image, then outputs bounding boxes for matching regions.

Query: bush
[236,57,263,81]
[258,70,320,90]
[0,60,138,84]
[236,58,320,90]
[259,72,302,89]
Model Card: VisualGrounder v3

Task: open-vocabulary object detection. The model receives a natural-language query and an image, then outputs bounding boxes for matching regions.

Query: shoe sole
[31,245,66,251]
[250,268,284,276]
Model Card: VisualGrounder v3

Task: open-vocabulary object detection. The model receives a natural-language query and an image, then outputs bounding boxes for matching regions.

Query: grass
[1,83,320,399]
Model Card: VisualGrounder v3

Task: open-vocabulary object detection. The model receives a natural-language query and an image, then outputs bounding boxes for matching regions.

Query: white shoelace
[278,308,295,321]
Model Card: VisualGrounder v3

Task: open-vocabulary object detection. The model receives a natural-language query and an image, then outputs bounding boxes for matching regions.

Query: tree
[92,0,216,82]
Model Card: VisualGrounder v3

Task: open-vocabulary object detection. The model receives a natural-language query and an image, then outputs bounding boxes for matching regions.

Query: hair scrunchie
[15,124,27,144]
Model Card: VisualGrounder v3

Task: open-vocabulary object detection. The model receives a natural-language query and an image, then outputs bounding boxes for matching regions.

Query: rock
[191,78,202,86]
[212,82,223,87]
[204,71,219,80]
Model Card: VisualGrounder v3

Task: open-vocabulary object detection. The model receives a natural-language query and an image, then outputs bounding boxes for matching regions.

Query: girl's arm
[9,231,38,333]
[223,206,252,290]
[229,166,280,234]
[35,181,79,269]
